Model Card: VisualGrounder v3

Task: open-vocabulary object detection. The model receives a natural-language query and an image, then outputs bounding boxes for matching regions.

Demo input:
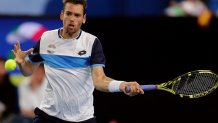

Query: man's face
[60,3,86,37]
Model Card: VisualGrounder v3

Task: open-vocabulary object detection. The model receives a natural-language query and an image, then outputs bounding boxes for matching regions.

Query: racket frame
[156,70,218,98]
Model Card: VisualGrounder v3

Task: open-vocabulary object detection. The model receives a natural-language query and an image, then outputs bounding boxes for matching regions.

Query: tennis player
[12,0,144,123]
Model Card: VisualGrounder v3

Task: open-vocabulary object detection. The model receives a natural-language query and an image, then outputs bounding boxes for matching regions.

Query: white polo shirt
[27,29,105,122]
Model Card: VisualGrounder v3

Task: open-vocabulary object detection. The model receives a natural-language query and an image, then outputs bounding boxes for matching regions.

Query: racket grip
[125,85,157,93]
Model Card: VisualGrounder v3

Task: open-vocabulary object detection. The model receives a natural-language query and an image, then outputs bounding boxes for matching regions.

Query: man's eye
[75,14,80,17]
[66,12,72,16]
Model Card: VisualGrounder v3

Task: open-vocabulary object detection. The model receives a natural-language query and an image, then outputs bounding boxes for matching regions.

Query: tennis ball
[4,59,17,71]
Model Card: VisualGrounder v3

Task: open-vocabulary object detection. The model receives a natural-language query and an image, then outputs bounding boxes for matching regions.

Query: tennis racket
[125,70,218,98]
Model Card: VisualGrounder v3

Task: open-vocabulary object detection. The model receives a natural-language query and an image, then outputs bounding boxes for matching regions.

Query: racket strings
[174,73,217,95]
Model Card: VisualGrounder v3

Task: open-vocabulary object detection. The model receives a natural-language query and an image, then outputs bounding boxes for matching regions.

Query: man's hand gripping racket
[125,70,218,98]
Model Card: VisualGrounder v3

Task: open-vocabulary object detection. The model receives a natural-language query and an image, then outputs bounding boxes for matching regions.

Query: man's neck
[61,29,80,39]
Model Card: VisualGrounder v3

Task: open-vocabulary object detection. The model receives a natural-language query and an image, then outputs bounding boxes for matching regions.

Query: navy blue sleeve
[28,39,44,63]
[90,38,106,66]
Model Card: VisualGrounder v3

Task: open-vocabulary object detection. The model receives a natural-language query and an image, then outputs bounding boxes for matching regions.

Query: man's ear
[83,14,86,24]
[60,10,64,21]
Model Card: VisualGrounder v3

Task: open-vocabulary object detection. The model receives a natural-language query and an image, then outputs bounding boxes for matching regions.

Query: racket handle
[125,85,157,93]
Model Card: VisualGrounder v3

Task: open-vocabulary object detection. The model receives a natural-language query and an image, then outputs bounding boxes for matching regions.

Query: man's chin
[66,29,75,36]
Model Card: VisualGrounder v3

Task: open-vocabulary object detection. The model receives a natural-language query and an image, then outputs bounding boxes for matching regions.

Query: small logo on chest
[47,44,56,54]
[78,50,86,56]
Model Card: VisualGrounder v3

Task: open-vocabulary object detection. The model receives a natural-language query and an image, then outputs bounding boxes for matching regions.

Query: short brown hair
[63,0,87,14]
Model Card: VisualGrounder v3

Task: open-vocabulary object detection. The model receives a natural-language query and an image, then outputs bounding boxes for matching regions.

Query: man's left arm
[91,66,144,96]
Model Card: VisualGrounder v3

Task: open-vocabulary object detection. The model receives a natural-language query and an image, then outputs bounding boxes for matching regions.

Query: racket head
[161,70,218,98]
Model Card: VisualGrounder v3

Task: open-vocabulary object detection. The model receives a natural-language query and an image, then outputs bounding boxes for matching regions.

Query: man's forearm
[17,60,39,76]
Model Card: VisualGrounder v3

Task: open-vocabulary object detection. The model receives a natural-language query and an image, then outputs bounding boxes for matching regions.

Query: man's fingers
[138,88,144,94]
[17,41,21,49]
[135,83,144,94]
[11,50,15,55]
[14,41,21,51]
[14,44,18,51]
[127,82,144,95]
[25,48,34,55]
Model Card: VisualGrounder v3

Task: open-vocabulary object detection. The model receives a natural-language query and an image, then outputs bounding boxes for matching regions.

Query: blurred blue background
[0,18,62,59]
[0,0,171,61]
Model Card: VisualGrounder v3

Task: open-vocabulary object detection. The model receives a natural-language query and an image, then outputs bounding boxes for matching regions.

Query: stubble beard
[66,28,75,37]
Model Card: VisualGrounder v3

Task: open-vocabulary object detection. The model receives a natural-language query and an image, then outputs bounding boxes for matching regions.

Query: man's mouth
[69,24,74,28]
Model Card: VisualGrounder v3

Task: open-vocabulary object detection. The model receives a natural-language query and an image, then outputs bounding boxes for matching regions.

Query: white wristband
[108,80,123,92]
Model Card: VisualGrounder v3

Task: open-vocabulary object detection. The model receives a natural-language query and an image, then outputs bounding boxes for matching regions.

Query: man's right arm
[17,60,39,76]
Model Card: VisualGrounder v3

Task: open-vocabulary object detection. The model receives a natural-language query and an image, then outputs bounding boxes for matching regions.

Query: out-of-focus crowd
[165,0,216,27]
[0,57,46,123]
